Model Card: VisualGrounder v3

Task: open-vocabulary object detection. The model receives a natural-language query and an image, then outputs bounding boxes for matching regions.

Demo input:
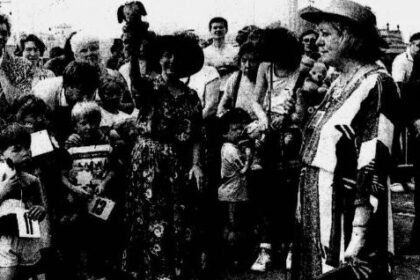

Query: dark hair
[410,33,420,43]
[219,108,251,135]
[238,42,261,59]
[21,34,46,56]
[49,46,64,59]
[12,95,51,123]
[0,14,11,36]
[98,75,125,99]
[328,20,382,64]
[208,17,228,31]
[261,27,302,71]
[299,29,318,42]
[62,61,100,93]
[0,123,31,152]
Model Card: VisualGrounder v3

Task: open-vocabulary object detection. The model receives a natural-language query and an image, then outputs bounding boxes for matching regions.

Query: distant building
[379,23,406,72]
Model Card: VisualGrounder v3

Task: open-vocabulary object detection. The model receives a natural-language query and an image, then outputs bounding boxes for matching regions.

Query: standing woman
[121,35,204,280]
[249,27,303,272]
[293,1,400,279]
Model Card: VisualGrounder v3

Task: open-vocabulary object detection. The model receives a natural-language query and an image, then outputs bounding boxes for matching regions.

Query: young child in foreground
[0,123,46,280]
[218,108,254,268]
[62,101,120,280]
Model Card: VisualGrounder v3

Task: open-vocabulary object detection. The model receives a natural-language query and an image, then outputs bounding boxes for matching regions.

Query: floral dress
[121,75,203,280]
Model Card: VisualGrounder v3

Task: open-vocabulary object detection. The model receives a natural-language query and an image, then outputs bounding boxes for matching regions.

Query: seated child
[62,101,120,280]
[0,123,46,280]
[97,75,131,130]
[218,108,253,268]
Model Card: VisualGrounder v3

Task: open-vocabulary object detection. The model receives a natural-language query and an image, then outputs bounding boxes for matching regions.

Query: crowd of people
[0,0,418,279]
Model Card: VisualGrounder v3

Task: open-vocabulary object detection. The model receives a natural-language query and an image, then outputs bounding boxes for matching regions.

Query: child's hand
[28,205,46,221]
[72,185,91,198]
[94,182,106,196]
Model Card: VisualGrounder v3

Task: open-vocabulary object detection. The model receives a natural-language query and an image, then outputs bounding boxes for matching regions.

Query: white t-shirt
[392,49,414,83]
[100,107,130,128]
[204,43,238,91]
[182,65,219,107]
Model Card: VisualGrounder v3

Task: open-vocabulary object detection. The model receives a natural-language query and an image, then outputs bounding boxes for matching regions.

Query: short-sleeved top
[204,43,238,90]
[204,43,238,70]
[218,142,248,202]
[261,63,300,115]
[182,65,220,106]
[222,71,258,119]
[392,49,413,83]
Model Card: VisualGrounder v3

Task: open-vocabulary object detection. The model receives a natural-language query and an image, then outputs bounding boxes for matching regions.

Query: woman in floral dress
[121,34,205,280]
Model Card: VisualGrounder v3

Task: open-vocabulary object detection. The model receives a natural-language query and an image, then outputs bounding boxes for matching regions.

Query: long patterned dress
[122,75,203,280]
[292,65,401,279]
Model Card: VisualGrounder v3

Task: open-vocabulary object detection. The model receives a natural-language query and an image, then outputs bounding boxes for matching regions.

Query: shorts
[0,199,42,267]
[0,235,42,267]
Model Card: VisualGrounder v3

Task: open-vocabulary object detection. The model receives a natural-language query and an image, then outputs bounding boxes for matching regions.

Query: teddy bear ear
[117,5,125,23]
[134,1,147,16]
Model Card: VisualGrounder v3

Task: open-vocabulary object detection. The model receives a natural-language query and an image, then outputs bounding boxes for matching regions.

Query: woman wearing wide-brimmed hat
[294,0,401,279]
[121,34,205,280]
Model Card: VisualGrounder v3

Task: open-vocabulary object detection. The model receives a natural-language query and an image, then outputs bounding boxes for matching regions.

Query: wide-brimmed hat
[152,34,204,78]
[300,0,376,27]
[300,0,387,48]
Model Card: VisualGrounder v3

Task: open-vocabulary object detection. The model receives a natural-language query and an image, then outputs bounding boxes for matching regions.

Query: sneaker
[251,244,272,272]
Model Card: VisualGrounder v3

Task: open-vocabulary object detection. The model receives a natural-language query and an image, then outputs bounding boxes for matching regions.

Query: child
[13,94,69,279]
[62,101,120,280]
[0,123,46,280]
[218,108,253,268]
[97,75,131,130]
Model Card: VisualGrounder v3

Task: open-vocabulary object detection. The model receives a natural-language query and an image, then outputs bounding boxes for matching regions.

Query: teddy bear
[298,62,329,124]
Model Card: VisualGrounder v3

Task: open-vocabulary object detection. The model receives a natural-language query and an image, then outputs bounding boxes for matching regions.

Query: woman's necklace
[331,65,363,99]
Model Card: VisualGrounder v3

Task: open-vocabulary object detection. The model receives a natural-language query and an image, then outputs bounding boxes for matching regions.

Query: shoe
[251,244,272,272]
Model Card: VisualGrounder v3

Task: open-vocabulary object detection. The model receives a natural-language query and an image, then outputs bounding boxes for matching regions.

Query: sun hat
[153,34,204,78]
[300,0,376,27]
[300,0,387,48]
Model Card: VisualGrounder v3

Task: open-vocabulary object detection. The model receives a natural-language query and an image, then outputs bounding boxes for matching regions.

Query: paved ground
[220,190,420,280]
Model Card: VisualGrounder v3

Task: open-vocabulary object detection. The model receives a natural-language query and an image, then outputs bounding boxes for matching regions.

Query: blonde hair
[71,101,101,124]
[70,30,101,56]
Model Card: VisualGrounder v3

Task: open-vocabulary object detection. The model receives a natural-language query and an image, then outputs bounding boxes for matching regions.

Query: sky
[4,0,420,41]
